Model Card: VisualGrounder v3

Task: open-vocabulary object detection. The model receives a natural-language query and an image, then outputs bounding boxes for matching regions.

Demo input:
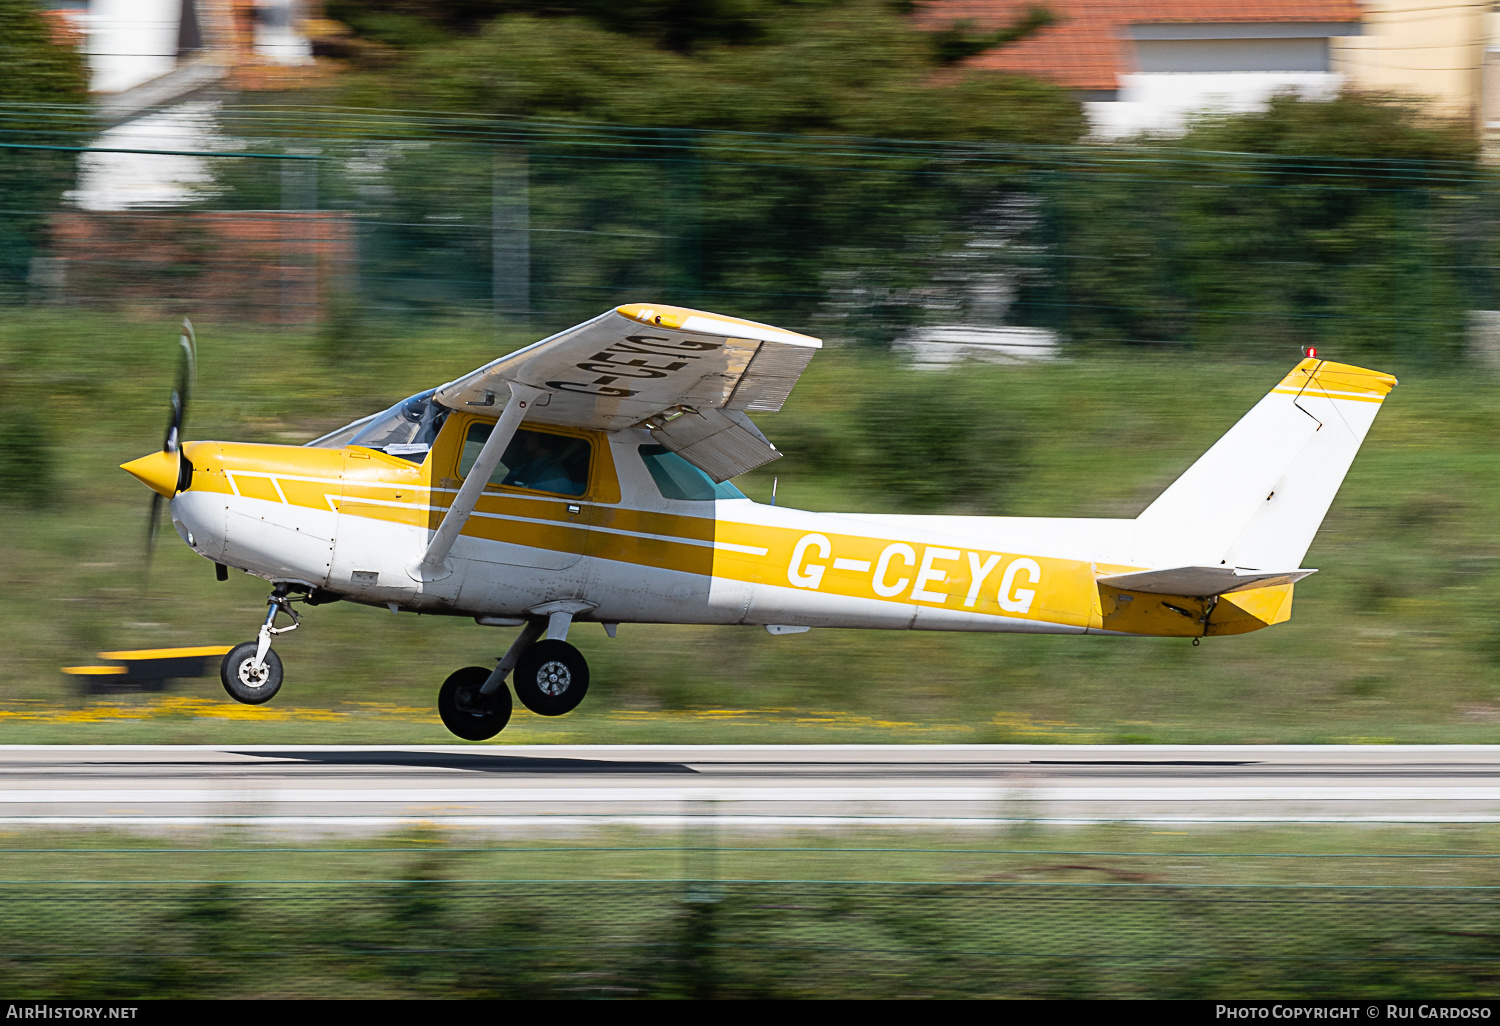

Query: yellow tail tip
[1279,358,1398,399]
[120,450,178,498]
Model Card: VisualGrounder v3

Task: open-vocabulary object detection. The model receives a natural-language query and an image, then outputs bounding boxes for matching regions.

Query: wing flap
[1098,566,1316,596]
[647,408,781,482]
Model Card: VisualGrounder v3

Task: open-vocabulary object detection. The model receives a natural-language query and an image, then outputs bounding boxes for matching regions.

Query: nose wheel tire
[513,639,589,717]
[439,666,513,741]
[221,642,284,705]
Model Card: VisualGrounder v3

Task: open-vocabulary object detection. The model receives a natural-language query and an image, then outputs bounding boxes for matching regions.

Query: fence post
[669,128,702,309]
[680,797,722,997]
[683,797,721,903]
[492,143,531,321]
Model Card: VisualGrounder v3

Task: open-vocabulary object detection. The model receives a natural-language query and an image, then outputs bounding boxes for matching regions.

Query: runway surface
[3,744,1500,832]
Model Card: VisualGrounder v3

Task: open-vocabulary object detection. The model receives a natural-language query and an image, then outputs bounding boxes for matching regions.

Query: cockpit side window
[460,424,592,497]
[317,389,451,463]
[638,445,747,501]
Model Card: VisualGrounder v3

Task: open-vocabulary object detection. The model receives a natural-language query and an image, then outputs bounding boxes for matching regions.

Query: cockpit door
[439,413,610,572]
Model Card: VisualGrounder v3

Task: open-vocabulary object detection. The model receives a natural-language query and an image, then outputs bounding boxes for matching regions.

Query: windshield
[305,412,378,449]
[308,390,449,463]
[639,445,747,501]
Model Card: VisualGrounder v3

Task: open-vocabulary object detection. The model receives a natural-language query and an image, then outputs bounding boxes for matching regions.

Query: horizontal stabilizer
[1098,566,1316,597]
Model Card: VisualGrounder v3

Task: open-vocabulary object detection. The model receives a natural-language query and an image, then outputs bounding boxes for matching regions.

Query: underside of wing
[434,304,821,479]
[1098,566,1317,597]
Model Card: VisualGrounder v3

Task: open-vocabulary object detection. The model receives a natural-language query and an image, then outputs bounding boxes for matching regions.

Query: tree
[0,0,86,103]
[1054,91,1483,363]
[0,0,88,301]
[332,0,1082,144]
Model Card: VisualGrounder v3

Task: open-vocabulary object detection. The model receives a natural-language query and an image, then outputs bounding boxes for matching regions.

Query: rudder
[1133,359,1397,571]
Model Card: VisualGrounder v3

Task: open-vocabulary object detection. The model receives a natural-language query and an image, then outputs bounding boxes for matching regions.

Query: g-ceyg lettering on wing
[625,334,721,352]
[576,363,671,378]
[546,380,639,397]
[609,339,705,358]
[587,352,691,372]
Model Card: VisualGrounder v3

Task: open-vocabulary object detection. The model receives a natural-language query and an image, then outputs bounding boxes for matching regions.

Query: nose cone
[121,450,179,498]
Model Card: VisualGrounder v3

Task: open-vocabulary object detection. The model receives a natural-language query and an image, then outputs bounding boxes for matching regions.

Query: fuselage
[164,407,1293,639]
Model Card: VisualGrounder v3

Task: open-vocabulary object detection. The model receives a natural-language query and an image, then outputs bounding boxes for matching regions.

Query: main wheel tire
[438,666,512,741]
[513,639,590,716]
[221,642,283,705]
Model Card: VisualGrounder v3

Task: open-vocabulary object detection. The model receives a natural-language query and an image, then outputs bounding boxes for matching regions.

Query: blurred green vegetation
[0,0,86,301]
[2,309,1500,744]
[165,92,1483,361]
[1060,94,1483,361]
[1,93,1484,362]
[0,0,85,102]
[5,825,1500,998]
[329,0,1083,143]
[273,2,1489,364]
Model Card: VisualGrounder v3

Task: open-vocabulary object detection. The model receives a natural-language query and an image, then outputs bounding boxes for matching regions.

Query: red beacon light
[1302,346,1318,359]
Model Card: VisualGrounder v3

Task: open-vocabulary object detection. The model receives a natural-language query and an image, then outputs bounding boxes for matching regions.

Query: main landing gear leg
[480,620,545,696]
[221,585,300,705]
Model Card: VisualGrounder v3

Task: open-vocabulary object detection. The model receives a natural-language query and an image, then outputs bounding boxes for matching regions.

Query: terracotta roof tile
[916,0,1363,92]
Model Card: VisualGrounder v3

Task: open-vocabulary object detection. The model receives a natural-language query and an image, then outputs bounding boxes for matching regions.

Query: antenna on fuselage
[771,477,778,507]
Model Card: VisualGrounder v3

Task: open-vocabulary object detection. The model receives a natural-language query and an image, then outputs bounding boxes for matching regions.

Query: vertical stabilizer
[1133,359,1397,570]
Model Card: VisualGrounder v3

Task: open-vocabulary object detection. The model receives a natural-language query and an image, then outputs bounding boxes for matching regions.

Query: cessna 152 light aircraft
[121,304,1396,740]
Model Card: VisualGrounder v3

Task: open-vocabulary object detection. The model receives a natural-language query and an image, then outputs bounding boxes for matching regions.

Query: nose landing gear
[220,585,301,705]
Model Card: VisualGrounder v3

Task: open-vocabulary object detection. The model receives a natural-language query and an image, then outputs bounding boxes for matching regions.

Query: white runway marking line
[8,815,1500,828]
[6,747,1500,829]
[5,786,1500,803]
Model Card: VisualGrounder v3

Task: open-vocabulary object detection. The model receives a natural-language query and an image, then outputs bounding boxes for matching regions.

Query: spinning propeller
[120,319,196,569]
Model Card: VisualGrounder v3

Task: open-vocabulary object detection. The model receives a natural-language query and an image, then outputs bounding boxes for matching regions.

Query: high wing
[434,303,822,481]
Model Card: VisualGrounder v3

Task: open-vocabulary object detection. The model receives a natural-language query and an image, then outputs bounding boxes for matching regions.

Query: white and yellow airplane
[121,305,1396,740]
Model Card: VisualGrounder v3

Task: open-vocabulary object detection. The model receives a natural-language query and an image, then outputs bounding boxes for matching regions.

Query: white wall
[1086,72,1344,140]
[67,101,225,211]
[253,0,312,64]
[85,0,181,94]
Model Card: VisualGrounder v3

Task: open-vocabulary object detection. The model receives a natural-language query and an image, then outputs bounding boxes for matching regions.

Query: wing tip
[615,303,822,348]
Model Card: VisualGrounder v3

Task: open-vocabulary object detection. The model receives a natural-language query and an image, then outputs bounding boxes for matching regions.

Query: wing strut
[409,382,545,581]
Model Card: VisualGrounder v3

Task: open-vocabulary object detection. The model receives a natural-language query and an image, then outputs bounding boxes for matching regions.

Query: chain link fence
[5,841,1500,998]
[4,104,1500,364]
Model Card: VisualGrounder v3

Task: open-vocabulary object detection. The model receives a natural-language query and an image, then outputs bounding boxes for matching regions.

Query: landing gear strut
[438,610,593,741]
[221,585,300,705]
